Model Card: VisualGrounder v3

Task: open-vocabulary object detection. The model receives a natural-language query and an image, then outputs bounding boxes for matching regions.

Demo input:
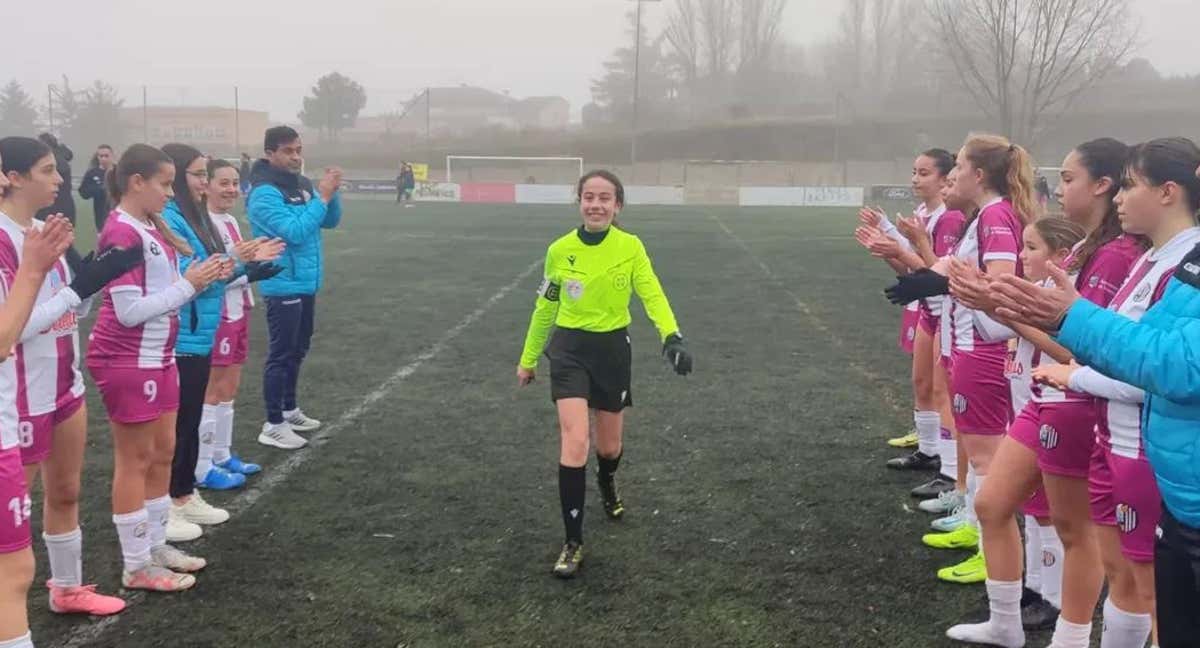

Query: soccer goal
[446,156,584,185]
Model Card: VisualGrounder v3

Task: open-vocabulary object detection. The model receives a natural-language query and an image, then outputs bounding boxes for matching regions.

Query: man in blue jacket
[992,234,1200,648]
[248,126,343,450]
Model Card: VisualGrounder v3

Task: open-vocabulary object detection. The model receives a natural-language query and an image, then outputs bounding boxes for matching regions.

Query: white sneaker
[166,507,203,542]
[174,493,229,526]
[284,409,321,432]
[258,421,307,450]
[151,544,206,573]
[919,488,966,514]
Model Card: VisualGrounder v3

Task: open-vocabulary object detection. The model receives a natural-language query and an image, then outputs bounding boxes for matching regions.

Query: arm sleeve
[973,310,1016,343]
[518,251,560,370]
[877,217,915,252]
[1057,287,1200,404]
[19,288,81,341]
[111,278,196,327]
[1069,366,1145,404]
[321,192,343,229]
[632,240,681,342]
[247,185,329,246]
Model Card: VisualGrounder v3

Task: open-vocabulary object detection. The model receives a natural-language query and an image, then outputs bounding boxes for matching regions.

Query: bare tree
[868,0,896,90]
[664,0,702,119]
[926,0,1137,143]
[698,0,735,80]
[738,0,787,73]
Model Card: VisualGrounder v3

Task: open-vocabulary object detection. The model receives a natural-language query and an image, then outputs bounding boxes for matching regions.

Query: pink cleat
[48,582,127,616]
[121,565,196,592]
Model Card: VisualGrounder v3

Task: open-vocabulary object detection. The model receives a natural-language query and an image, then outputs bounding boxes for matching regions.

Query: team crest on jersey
[1088,275,1100,288]
[1131,282,1152,304]
[1116,503,1138,534]
[565,279,584,300]
[149,241,162,256]
[953,393,968,414]
[1039,424,1059,450]
[612,273,629,290]
[1042,549,1057,568]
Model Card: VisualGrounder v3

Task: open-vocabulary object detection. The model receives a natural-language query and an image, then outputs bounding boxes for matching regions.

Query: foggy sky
[8,0,1199,123]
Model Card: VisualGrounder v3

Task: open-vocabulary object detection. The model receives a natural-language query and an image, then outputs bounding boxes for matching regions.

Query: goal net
[446,156,584,185]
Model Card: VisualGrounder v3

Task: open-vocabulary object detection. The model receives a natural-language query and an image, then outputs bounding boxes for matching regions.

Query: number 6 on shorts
[219,337,231,357]
[144,380,158,403]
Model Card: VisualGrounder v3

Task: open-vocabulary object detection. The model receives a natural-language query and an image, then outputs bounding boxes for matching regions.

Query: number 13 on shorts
[8,494,30,528]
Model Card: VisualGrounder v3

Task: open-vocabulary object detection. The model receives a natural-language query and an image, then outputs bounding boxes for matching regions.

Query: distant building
[119,106,269,156]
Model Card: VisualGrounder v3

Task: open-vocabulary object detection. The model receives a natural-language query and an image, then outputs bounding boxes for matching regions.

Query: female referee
[516,170,692,579]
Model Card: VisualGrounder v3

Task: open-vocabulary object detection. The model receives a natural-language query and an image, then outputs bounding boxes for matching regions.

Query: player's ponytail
[963,134,1039,225]
[1006,145,1038,225]
[110,144,193,256]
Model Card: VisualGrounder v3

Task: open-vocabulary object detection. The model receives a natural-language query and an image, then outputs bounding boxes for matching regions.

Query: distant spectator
[34,133,76,225]
[397,162,415,207]
[1035,174,1052,212]
[78,144,114,232]
[239,153,252,194]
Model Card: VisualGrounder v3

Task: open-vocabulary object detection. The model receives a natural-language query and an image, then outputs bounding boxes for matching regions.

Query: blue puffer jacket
[1058,242,1200,529]
[246,160,342,297]
[162,200,237,356]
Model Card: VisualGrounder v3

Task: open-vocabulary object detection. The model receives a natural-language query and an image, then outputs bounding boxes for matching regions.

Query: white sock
[1049,616,1092,648]
[1023,515,1042,595]
[195,404,219,481]
[945,579,1025,648]
[965,468,980,530]
[938,429,958,480]
[144,495,170,550]
[213,401,235,464]
[112,509,151,572]
[914,411,940,457]
[1100,599,1151,648]
[43,528,82,588]
[0,631,34,648]
[1040,524,1064,609]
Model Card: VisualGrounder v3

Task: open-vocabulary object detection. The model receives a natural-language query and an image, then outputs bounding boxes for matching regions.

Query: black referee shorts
[546,327,632,413]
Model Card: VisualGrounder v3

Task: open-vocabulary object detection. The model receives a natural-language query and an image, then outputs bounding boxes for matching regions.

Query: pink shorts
[0,447,31,554]
[18,394,85,466]
[951,348,1011,435]
[1022,484,1051,518]
[1008,401,1097,478]
[1089,444,1161,563]
[212,318,249,367]
[899,305,919,354]
[89,363,180,424]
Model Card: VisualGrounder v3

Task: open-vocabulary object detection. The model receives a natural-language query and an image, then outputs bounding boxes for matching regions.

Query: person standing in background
[239,153,252,195]
[34,134,76,226]
[79,144,115,233]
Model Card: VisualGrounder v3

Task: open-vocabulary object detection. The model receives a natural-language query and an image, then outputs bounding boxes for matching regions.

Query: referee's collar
[576,225,610,246]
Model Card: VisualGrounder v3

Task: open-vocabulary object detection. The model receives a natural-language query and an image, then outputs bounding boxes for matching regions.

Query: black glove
[63,246,84,276]
[884,269,950,305]
[662,333,693,376]
[244,261,285,283]
[68,246,143,300]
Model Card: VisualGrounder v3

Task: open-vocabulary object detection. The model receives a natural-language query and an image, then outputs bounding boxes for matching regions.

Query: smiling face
[207,166,240,213]
[578,175,621,232]
[912,155,945,204]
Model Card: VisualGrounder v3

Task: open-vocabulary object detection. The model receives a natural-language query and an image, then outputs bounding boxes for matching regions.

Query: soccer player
[888,134,1037,584]
[945,139,1142,646]
[856,150,965,502]
[247,126,343,450]
[0,167,74,648]
[0,136,142,617]
[201,159,266,481]
[87,144,228,592]
[516,170,693,578]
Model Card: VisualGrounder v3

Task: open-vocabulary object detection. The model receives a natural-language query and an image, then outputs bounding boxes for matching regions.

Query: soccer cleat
[597,475,625,520]
[919,488,966,514]
[151,544,207,573]
[1021,590,1059,631]
[911,476,957,500]
[217,454,261,475]
[887,451,941,471]
[195,465,246,491]
[923,523,980,550]
[552,541,583,579]
[122,565,195,592]
[931,507,969,533]
[938,550,988,584]
[284,409,321,432]
[258,422,307,450]
[166,507,203,543]
[173,493,229,526]
[47,582,126,616]
[887,431,919,448]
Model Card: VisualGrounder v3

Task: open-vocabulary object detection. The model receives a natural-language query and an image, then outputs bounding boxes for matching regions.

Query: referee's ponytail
[577,169,625,228]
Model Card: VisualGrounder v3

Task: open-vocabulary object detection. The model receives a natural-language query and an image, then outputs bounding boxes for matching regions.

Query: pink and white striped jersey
[1093,227,1200,459]
[209,211,254,322]
[1030,236,1142,404]
[87,210,182,370]
[0,275,18,451]
[920,205,966,323]
[949,198,1024,351]
[0,214,85,416]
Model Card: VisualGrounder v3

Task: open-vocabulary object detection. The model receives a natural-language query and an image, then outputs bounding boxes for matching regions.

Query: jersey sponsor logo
[1116,503,1138,534]
[1177,256,1200,289]
[565,279,584,300]
[43,310,78,337]
[1039,424,1059,450]
[567,255,577,266]
[953,393,968,414]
